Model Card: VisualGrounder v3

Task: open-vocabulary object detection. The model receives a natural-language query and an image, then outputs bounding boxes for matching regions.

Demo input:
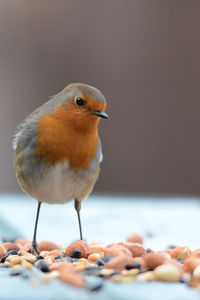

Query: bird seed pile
[0,234,200,292]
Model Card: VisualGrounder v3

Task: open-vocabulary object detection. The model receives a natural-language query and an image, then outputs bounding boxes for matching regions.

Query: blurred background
[1,0,200,196]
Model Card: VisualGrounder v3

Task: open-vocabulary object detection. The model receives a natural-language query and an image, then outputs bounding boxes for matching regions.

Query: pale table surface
[0,194,200,300]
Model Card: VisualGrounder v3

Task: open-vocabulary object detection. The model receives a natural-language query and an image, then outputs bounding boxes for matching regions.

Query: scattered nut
[7,255,21,265]
[127,234,143,244]
[38,241,59,252]
[154,264,181,282]
[87,247,104,256]
[88,253,102,263]
[184,257,200,273]
[3,243,20,252]
[48,250,64,260]
[162,259,183,273]
[0,236,197,291]
[50,262,75,272]
[120,243,146,257]
[144,252,168,270]
[166,247,191,260]
[0,245,7,258]
[103,247,125,257]
[193,265,200,279]
[58,267,85,288]
[106,255,135,271]
[65,241,88,258]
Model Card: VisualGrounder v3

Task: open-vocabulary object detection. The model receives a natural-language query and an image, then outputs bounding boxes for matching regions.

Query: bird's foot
[28,240,40,255]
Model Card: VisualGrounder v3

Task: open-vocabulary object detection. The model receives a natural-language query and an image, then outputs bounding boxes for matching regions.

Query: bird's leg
[29,201,41,255]
[74,199,83,240]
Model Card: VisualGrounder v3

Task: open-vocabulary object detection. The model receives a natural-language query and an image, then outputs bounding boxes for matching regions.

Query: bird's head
[54,83,108,133]
[35,83,108,167]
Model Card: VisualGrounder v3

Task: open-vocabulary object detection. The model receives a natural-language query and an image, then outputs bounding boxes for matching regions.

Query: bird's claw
[28,241,40,255]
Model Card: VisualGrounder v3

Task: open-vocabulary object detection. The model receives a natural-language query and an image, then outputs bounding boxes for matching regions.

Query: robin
[13,83,108,254]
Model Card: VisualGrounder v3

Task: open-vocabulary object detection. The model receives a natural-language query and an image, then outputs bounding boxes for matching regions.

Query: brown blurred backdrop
[0,0,200,195]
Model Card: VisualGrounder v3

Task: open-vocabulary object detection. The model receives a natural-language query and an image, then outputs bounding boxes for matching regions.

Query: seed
[70,249,81,259]
[177,247,191,260]
[65,241,88,258]
[3,243,20,252]
[162,259,183,273]
[0,245,6,258]
[139,268,151,274]
[105,255,135,271]
[21,261,33,269]
[99,268,116,277]
[22,242,32,252]
[193,265,200,279]
[88,253,101,263]
[96,259,105,266]
[182,272,191,282]
[54,256,64,260]
[127,268,140,276]
[73,265,85,272]
[111,275,120,282]
[180,276,188,283]
[10,255,21,265]
[44,256,53,266]
[48,250,64,260]
[191,249,200,258]
[73,260,90,271]
[73,258,89,268]
[22,252,37,264]
[10,267,30,279]
[36,255,44,260]
[121,269,139,276]
[114,245,132,257]
[0,262,11,268]
[121,276,134,283]
[90,283,103,292]
[103,247,124,257]
[84,266,102,275]
[2,235,200,290]
[55,257,73,263]
[184,257,200,272]
[1,250,18,263]
[167,247,191,260]
[50,261,75,272]
[146,249,153,253]
[127,234,143,244]
[87,246,104,256]
[144,252,168,270]
[34,259,50,272]
[59,268,85,288]
[79,258,88,263]
[125,262,141,270]
[137,271,154,281]
[40,251,50,257]
[154,264,181,282]
[120,243,146,257]
[38,241,59,252]
[102,255,114,263]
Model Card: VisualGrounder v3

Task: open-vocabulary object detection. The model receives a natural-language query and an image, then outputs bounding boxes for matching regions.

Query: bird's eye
[75,97,85,106]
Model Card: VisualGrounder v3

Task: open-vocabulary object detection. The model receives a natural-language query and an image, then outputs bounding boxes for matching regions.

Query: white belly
[30,161,100,204]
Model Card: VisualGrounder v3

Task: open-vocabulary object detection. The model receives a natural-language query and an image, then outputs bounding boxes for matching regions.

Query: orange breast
[35,104,99,170]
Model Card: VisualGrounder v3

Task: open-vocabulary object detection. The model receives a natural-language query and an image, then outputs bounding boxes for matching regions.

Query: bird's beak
[93,111,109,119]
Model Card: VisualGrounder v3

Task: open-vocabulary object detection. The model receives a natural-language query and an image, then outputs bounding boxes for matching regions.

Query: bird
[13,83,108,254]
